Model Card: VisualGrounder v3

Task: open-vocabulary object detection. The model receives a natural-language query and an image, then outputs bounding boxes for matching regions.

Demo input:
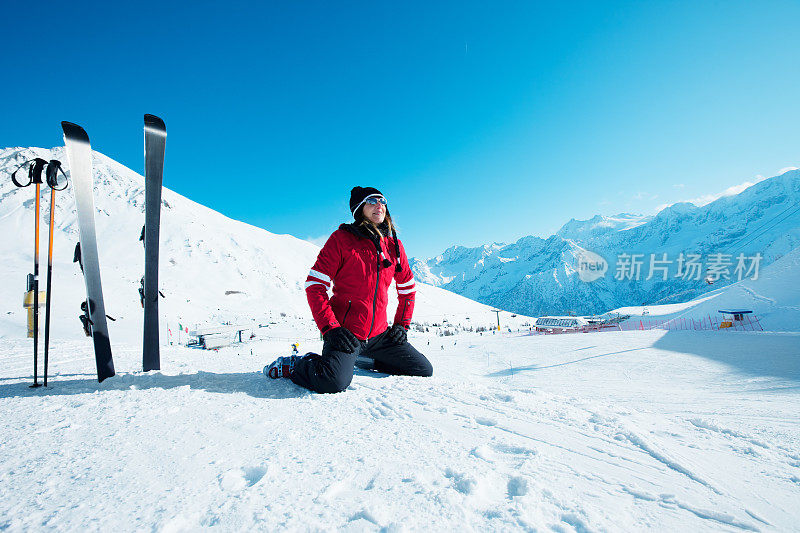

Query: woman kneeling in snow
[265,186,433,393]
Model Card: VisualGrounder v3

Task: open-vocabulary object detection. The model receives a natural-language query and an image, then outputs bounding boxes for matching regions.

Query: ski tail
[144,114,166,136]
[61,121,90,144]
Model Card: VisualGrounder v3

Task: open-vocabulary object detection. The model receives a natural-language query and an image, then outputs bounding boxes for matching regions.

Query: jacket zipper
[367,253,380,338]
[342,300,352,325]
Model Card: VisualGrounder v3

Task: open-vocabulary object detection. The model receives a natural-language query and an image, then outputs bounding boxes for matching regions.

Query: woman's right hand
[323,326,360,354]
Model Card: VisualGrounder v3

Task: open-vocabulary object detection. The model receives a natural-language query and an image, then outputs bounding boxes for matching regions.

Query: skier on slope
[265,187,433,393]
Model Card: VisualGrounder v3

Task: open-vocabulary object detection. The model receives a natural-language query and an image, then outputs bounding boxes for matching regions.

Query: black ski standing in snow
[62,122,115,382]
[142,114,166,371]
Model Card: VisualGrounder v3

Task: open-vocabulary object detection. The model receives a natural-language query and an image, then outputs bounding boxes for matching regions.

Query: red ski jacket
[305,224,416,340]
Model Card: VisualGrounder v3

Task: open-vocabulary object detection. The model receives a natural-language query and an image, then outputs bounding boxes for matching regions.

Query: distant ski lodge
[187,324,251,349]
[534,316,591,333]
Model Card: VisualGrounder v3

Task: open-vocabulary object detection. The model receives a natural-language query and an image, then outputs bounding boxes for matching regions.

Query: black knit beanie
[348,186,403,272]
[350,186,384,220]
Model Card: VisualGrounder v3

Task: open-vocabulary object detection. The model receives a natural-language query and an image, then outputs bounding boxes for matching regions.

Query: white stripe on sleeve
[308,269,331,286]
[397,287,416,295]
[305,280,328,290]
[396,278,415,288]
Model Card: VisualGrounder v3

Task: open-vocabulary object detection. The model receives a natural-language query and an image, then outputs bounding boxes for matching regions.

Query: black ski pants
[291,329,433,394]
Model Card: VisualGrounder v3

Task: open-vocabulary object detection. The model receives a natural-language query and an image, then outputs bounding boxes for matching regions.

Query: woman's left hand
[386,324,407,345]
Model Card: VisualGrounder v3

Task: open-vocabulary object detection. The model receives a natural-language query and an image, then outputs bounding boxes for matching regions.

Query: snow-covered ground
[2,323,798,531]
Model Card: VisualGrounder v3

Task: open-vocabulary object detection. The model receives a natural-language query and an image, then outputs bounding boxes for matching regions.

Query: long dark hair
[358,211,395,239]
[358,211,403,272]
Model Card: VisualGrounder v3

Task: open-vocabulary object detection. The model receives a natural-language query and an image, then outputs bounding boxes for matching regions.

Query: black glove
[386,324,407,345]
[324,326,360,354]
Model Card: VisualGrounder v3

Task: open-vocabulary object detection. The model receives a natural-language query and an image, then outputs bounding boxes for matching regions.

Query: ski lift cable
[702,203,800,283]
[718,202,800,254]
[726,205,800,257]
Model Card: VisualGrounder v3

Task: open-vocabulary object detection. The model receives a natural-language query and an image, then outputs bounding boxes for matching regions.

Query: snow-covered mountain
[413,170,800,317]
[0,146,518,346]
[556,212,652,241]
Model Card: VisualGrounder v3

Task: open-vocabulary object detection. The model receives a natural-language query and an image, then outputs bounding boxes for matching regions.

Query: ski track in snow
[2,328,799,531]
[741,286,777,306]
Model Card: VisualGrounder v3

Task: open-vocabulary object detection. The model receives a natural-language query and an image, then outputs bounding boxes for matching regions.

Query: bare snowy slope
[0,146,511,348]
[415,170,800,317]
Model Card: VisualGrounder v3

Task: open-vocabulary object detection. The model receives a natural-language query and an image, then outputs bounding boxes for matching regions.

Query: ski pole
[42,160,68,387]
[31,159,46,387]
[11,158,47,387]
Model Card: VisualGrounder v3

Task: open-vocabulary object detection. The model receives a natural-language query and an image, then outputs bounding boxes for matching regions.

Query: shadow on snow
[652,330,800,383]
[485,347,648,377]
[0,371,307,400]
[484,330,800,384]
[0,366,391,399]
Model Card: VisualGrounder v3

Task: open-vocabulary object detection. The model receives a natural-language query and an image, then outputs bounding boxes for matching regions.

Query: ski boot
[264,354,302,379]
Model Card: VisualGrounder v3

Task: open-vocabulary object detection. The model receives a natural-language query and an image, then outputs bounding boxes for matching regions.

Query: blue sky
[3,1,800,259]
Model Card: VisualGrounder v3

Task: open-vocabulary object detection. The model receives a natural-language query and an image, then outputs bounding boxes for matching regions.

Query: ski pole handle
[10,157,47,187]
[45,160,68,190]
[29,158,46,184]
[10,162,31,187]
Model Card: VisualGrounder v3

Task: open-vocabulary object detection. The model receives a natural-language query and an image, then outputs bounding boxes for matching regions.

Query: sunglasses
[365,196,387,206]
